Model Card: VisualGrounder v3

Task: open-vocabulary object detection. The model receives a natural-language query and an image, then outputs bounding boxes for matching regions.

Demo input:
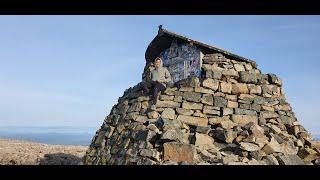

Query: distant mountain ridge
[313,135,320,141]
[0,126,96,146]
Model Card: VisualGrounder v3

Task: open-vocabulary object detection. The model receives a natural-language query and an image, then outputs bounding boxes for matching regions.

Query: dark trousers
[140,80,166,105]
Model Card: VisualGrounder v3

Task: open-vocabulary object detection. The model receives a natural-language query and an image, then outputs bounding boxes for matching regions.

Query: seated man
[140,57,172,109]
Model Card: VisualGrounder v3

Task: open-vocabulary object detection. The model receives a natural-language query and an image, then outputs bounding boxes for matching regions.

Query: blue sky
[0,15,319,135]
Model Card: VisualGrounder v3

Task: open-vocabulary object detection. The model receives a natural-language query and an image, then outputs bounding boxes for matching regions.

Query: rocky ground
[1,137,318,165]
[0,138,88,165]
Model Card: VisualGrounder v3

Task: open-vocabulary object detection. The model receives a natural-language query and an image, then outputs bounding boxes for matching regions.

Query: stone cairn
[83,53,320,165]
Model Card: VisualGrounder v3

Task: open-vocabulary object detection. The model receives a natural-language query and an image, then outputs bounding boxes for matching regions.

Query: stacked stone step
[83,53,320,165]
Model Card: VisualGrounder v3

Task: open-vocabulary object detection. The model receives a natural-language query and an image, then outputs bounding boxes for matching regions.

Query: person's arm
[148,66,154,82]
[149,70,152,81]
[164,68,172,83]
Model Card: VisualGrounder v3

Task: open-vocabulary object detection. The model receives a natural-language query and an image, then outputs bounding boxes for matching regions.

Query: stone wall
[83,53,320,165]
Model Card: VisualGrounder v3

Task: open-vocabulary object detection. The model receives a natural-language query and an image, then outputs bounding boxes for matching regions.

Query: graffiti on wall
[160,40,201,83]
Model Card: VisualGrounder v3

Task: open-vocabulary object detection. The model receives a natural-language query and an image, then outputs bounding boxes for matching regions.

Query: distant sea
[0,126,96,146]
[314,135,320,141]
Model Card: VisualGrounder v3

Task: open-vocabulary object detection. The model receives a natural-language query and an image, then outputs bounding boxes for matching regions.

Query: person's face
[155,59,161,68]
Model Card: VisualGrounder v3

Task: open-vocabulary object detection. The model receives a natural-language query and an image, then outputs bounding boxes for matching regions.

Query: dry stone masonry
[83,27,320,165]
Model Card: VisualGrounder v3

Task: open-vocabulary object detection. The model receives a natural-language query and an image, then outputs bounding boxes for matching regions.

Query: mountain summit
[83,26,320,165]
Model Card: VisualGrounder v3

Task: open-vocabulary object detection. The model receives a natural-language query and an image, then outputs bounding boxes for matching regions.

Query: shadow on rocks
[39,153,83,165]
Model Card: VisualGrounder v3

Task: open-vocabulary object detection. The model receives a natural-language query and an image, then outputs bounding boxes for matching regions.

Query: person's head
[154,57,162,68]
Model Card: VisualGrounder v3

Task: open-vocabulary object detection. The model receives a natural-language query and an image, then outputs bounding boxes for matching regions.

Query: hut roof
[145,25,256,66]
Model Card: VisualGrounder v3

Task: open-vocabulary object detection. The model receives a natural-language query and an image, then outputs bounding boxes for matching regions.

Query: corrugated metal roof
[145,25,257,67]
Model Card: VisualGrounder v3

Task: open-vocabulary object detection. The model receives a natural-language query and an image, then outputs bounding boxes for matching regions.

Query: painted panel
[160,41,201,83]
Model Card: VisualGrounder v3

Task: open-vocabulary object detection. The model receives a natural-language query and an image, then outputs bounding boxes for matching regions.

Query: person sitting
[139,57,172,109]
